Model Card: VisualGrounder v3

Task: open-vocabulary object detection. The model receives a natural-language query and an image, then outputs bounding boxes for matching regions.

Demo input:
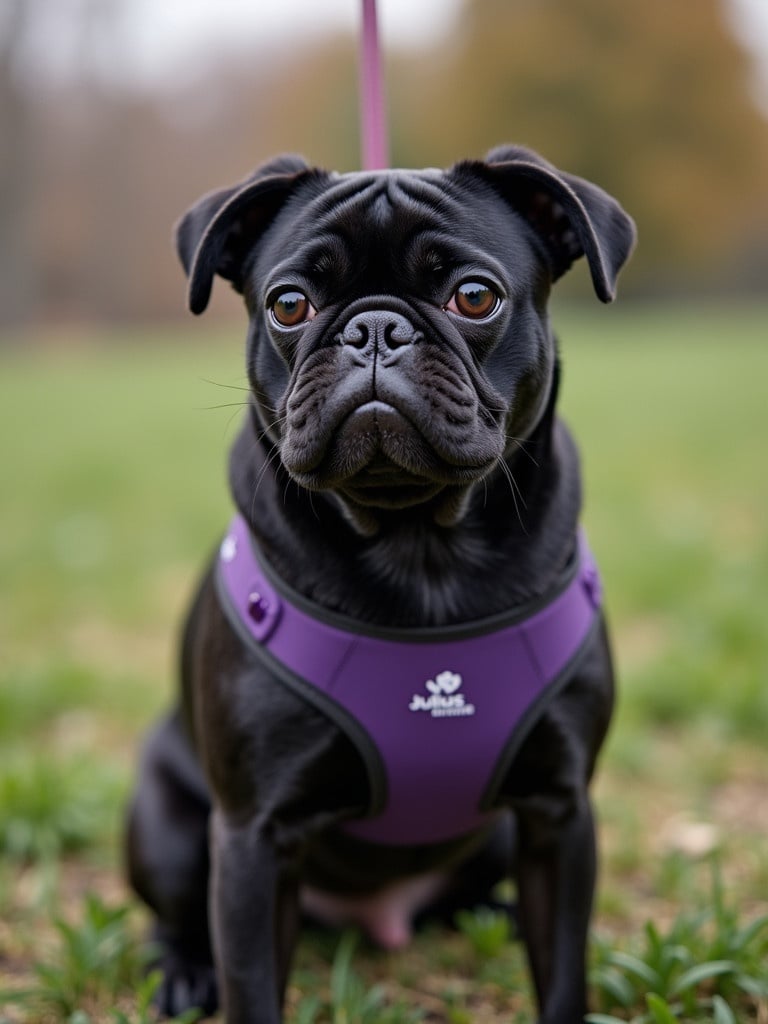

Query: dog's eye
[446,281,499,320]
[271,291,316,328]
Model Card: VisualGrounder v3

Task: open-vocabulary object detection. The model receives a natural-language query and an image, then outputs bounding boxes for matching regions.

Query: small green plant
[588,863,768,1022]
[1,893,145,1017]
[58,971,201,1024]
[455,905,513,958]
[292,931,424,1024]
[587,992,740,1024]
[38,893,142,1014]
[445,1004,472,1024]
[111,970,202,1024]
[328,930,386,1023]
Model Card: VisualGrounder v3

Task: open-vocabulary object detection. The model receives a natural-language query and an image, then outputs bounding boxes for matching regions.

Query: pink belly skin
[300,872,449,949]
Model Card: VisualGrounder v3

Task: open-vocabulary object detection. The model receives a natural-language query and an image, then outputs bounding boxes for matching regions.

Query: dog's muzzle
[279,303,506,512]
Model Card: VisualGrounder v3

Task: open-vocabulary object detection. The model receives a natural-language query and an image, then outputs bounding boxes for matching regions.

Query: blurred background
[1,0,767,327]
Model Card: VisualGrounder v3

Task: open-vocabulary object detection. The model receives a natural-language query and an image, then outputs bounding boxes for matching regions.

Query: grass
[1,303,767,1022]
[588,859,768,1021]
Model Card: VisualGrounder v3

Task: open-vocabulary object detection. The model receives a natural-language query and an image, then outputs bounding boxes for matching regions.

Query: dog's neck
[228,372,582,628]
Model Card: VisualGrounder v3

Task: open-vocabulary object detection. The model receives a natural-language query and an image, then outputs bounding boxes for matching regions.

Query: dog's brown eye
[271,291,315,327]
[447,281,499,320]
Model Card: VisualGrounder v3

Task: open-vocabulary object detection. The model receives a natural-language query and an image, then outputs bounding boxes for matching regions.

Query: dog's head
[177,146,635,534]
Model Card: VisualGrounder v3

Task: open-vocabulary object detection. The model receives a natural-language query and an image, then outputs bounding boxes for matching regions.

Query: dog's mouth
[340,454,445,509]
[285,400,489,504]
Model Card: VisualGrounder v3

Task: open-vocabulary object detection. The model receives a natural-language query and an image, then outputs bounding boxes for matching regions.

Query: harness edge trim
[478,612,603,813]
[214,557,389,821]
[247,527,583,642]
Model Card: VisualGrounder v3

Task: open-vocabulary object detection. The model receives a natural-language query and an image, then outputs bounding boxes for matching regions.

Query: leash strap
[360,0,389,169]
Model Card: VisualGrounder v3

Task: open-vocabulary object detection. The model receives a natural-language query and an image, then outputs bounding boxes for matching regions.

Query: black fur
[126,145,635,1023]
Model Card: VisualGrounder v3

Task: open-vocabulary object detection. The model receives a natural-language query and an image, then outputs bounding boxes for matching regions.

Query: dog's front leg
[516,798,597,1024]
[210,808,299,1024]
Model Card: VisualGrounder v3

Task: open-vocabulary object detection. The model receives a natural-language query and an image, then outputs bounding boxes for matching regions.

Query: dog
[126,144,635,1024]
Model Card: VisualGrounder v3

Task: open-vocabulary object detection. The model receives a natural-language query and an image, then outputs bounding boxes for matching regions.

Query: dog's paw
[152,954,218,1019]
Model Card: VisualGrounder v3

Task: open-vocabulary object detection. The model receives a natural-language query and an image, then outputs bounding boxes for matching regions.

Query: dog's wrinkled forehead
[299,168,460,233]
[256,167,527,298]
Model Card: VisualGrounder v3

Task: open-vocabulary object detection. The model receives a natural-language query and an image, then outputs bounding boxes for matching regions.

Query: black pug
[126,144,635,1024]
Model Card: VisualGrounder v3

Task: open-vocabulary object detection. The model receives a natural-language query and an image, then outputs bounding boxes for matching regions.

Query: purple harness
[216,515,602,846]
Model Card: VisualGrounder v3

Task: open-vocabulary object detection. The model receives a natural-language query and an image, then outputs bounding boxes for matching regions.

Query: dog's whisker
[198,401,250,411]
[282,475,293,509]
[247,404,289,447]
[495,456,529,533]
[307,488,320,522]
[201,382,289,447]
[254,414,288,447]
[198,376,251,392]
[249,415,320,520]
[249,442,284,518]
[507,464,528,511]
[223,405,250,440]
[505,436,540,468]
[242,440,284,523]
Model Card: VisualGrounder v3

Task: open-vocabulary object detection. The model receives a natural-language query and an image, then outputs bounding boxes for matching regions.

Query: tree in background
[388,0,768,289]
[0,0,37,327]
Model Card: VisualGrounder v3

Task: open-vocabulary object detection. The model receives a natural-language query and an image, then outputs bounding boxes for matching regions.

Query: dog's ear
[175,154,320,315]
[457,144,636,302]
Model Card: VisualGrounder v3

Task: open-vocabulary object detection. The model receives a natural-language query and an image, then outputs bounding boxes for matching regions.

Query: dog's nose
[338,311,422,351]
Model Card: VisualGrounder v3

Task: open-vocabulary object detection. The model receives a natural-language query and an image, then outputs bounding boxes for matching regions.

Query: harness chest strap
[216,515,602,846]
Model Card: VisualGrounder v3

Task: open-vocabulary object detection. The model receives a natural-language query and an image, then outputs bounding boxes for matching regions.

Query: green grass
[588,859,768,1021]
[1,304,767,1021]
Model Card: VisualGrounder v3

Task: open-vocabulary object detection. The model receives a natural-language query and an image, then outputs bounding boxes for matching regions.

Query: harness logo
[409,670,476,718]
[220,535,237,562]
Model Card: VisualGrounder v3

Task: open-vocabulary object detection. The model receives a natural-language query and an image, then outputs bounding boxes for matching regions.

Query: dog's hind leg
[125,710,218,1017]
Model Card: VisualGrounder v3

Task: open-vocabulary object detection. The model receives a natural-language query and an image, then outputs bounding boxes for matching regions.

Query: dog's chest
[217,515,602,846]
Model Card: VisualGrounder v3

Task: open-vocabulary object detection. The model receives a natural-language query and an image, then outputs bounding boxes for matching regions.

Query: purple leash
[359,0,389,170]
